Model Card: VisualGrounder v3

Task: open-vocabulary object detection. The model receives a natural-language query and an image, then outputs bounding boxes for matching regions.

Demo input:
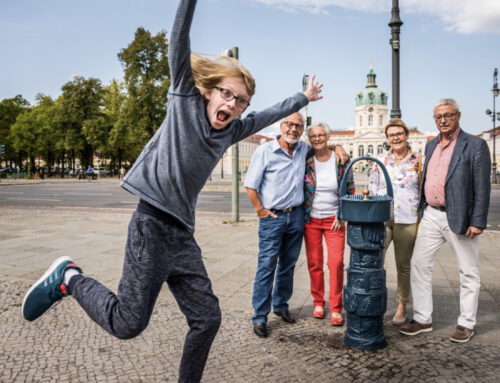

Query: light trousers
[410,206,480,329]
[384,220,418,304]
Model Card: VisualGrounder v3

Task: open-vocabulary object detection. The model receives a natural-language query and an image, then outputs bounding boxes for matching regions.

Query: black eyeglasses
[433,112,458,121]
[387,131,406,140]
[214,87,250,109]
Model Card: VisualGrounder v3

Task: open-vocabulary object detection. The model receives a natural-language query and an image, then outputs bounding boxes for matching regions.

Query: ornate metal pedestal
[339,157,393,351]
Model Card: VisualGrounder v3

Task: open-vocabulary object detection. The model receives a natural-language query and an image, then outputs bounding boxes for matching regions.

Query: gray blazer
[418,129,491,235]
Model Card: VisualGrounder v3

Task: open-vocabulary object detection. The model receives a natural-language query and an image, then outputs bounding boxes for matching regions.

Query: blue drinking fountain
[339,156,393,351]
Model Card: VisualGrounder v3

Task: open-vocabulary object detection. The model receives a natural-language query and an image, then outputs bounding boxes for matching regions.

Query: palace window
[368,145,374,155]
[368,115,373,126]
[358,145,365,157]
[377,144,384,154]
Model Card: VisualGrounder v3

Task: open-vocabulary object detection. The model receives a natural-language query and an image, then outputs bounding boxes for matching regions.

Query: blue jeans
[252,206,304,323]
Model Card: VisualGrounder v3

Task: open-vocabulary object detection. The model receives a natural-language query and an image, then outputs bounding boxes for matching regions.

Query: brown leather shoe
[450,325,474,343]
[399,320,433,336]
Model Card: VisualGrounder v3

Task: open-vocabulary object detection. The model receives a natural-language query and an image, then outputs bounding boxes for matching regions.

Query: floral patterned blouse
[368,150,423,224]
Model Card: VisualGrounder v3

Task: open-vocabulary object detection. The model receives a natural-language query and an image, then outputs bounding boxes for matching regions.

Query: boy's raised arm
[169,0,197,90]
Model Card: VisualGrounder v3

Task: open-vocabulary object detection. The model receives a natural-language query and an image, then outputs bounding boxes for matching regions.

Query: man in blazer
[399,98,491,343]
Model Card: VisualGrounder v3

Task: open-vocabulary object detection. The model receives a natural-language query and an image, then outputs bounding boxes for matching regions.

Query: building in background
[477,126,500,174]
[212,134,272,178]
[216,64,431,177]
[322,64,428,166]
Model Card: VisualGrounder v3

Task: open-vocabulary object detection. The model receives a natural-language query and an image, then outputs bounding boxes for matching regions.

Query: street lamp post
[223,46,241,222]
[231,47,240,222]
[388,0,403,119]
[302,74,309,128]
[486,68,500,184]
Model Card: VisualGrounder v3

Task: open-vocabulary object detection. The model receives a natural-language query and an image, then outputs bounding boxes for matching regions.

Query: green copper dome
[355,67,388,106]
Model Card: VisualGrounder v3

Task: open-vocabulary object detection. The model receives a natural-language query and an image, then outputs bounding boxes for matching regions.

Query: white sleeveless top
[310,154,339,219]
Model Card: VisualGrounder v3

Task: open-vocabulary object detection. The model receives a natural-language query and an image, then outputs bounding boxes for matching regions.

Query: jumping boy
[22,0,323,381]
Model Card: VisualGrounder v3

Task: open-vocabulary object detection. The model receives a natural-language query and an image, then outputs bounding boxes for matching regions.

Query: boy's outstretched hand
[303,74,323,102]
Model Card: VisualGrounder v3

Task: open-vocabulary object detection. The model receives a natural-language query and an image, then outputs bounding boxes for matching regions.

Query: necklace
[394,148,409,161]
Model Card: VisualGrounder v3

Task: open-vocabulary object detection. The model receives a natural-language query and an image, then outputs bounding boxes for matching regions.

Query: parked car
[0,167,13,178]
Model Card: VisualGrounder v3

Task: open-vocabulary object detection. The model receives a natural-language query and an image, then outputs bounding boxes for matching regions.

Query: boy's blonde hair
[191,53,256,99]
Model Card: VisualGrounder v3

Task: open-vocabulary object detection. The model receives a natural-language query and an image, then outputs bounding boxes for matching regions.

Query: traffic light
[0,144,5,157]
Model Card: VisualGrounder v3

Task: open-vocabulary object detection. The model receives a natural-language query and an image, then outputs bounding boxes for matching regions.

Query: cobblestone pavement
[1,207,500,382]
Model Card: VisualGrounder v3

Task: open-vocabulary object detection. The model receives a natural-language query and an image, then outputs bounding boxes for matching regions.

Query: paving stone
[1,207,500,381]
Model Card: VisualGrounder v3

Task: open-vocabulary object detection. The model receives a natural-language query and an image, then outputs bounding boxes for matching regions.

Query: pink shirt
[424,128,460,207]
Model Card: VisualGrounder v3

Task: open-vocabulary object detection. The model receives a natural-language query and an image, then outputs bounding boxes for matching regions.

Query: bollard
[339,157,393,351]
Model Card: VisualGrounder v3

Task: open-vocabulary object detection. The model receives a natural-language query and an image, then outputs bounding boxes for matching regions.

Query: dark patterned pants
[69,204,221,383]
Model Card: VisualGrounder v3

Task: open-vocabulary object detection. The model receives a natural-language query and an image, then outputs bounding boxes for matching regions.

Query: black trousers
[70,201,221,382]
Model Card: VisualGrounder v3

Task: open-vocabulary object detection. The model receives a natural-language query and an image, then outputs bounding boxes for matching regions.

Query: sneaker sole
[450,331,474,343]
[399,326,433,336]
[21,256,73,319]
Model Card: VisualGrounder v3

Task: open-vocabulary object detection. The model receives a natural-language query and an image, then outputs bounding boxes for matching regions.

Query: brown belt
[429,205,446,212]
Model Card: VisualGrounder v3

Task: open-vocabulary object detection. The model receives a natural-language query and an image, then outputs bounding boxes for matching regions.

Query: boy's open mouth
[217,111,230,123]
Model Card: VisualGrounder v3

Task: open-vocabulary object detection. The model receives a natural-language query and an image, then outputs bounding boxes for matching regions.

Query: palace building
[324,64,428,161]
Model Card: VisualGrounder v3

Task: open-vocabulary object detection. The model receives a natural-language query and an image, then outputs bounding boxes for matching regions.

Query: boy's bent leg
[166,234,221,383]
[71,211,167,339]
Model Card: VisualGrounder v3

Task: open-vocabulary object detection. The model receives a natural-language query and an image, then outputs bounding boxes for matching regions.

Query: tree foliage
[0,26,171,175]
[9,95,57,174]
[0,95,30,163]
[118,27,170,152]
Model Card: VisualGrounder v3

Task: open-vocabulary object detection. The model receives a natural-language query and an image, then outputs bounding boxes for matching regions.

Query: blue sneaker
[22,256,82,321]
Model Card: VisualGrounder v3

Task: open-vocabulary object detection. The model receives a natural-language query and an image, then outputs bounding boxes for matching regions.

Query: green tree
[0,95,30,166]
[118,27,170,158]
[34,95,61,175]
[103,79,132,171]
[9,108,37,176]
[57,76,105,173]
[9,95,60,176]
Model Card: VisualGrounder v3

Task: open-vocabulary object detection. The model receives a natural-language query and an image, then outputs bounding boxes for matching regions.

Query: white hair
[307,121,331,138]
[281,112,304,124]
[434,98,460,112]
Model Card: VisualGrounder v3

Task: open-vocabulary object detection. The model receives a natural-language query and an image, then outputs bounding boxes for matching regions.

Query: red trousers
[304,216,346,313]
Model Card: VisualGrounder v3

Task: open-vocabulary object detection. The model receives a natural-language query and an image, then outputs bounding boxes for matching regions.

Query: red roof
[479,126,500,138]
[329,130,355,136]
[409,128,424,134]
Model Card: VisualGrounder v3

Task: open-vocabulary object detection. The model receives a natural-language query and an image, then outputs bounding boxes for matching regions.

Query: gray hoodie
[121,0,308,231]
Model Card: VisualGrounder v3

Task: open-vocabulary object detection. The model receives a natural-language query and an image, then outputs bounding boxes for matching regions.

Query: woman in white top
[303,122,354,326]
[369,118,423,325]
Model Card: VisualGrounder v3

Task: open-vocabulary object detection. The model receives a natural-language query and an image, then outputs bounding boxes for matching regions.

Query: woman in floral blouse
[369,118,423,325]
[304,122,354,326]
